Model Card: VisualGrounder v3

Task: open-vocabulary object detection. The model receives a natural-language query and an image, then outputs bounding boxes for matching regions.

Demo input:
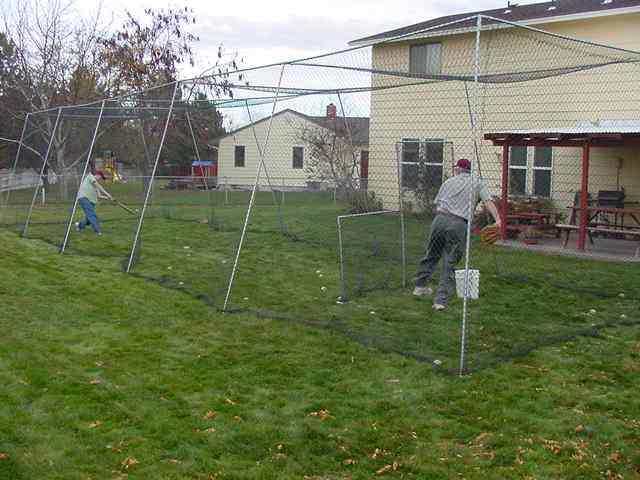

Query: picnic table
[556,206,640,257]
[570,206,640,231]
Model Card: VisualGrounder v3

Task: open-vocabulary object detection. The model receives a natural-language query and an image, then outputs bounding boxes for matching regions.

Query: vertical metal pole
[395,142,407,288]
[459,14,483,377]
[60,102,105,252]
[185,111,201,161]
[336,92,358,187]
[1,113,30,216]
[126,82,180,272]
[578,143,590,251]
[186,110,209,191]
[223,64,286,311]
[500,144,510,240]
[22,109,63,238]
[243,99,285,231]
[337,215,347,301]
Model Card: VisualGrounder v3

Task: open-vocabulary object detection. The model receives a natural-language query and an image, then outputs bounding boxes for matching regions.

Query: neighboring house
[217,105,370,190]
[349,0,640,208]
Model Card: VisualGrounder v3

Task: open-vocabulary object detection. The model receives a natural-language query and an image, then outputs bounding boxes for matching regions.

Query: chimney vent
[326,103,337,119]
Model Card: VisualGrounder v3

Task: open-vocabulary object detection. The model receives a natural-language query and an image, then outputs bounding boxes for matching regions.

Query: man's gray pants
[415,213,466,305]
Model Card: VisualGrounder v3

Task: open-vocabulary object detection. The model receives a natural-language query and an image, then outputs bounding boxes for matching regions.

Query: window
[401,139,444,194]
[533,147,552,198]
[292,146,304,169]
[401,139,419,189]
[509,146,527,196]
[234,145,245,167]
[410,43,442,75]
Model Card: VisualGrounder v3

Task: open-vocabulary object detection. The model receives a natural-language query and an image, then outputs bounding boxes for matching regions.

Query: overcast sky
[77,0,540,76]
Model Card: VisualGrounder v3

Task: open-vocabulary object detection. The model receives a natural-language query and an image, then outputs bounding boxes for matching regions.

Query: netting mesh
[3,16,640,374]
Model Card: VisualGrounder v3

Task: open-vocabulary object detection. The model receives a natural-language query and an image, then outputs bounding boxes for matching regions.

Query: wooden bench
[555,224,640,257]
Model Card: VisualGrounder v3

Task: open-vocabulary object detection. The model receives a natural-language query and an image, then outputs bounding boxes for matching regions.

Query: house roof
[217,109,370,145]
[349,0,640,46]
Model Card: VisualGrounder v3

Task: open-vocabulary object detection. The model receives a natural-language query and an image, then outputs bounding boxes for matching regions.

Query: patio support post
[500,144,509,239]
[578,142,590,251]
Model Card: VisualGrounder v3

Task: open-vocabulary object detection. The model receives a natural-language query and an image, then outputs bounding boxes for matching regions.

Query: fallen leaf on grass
[225,398,237,405]
[308,409,333,420]
[89,421,102,429]
[90,379,102,385]
[233,415,243,421]
[203,410,217,420]
[95,361,105,368]
[0,453,8,460]
[167,459,181,464]
[370,448,390,459]
[121,457,139,470]
[542,439,562,455]
[575,425,585,433]
[343,458,356,465]
[376,462,400,475]
[473,432,492,445]
[609,452,623,464]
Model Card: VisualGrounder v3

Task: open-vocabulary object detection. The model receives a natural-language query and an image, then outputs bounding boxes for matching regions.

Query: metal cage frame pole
[394,142,408,288]
[223,64,286,312]
[185,110,202,161]
[459,14,483,377]
[60,101,106,252]
[126,82,180,272]
[22,109,63,238]
[185,109,210,191]
[336,92,358,193]
[243,99,286,233]
[337,216,347,301]
[1,114,30,215]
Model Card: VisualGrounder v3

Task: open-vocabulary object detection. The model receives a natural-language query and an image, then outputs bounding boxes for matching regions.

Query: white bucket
[455,269,480,300]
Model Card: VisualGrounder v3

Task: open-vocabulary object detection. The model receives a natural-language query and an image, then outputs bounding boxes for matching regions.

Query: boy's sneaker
[413,286,433,297]
[97,232,103,236]
[75,222,80,232]
[432,303,447,311]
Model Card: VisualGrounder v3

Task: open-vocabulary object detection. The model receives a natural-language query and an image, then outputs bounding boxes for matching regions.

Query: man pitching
[75,164,113,236]
[413,158,501,311]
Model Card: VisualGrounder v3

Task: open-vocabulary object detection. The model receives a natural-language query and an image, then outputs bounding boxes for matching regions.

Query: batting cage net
[2,15,640,374]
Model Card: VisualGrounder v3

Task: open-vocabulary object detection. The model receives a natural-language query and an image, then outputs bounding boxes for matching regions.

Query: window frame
[400,138,445,190]
[234,145,246,168]
[532,146,553,198]
[509,146,528,196]
[409,42,442,75]
[292,146,304,169]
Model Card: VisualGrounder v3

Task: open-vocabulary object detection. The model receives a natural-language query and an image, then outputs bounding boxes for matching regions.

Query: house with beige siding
[217,106,369,190]
[349,0,640,210]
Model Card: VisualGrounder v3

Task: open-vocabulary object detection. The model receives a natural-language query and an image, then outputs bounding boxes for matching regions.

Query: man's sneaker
[97,232,103,236]
[75,222,80,232]
[432,303,447,311]
[413,286,433,297]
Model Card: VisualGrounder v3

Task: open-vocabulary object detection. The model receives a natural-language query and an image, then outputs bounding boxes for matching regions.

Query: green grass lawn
[2,229,640,479]
[3,182,640,375]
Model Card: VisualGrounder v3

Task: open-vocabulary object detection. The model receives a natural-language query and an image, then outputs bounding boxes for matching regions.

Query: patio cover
[484,120,640,250]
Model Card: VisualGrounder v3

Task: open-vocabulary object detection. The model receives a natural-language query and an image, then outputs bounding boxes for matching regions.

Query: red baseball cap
[455,158,471,171]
